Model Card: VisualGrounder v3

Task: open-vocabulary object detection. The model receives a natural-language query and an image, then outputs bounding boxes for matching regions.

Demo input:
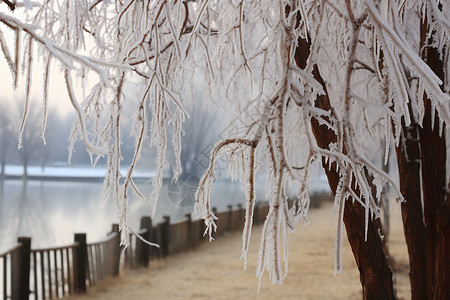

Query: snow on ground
[4,165,155,179]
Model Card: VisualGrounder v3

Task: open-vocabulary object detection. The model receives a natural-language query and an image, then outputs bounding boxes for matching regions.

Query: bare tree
[3,99,58,177]
[174,102,219,178]
[0,1,448,298]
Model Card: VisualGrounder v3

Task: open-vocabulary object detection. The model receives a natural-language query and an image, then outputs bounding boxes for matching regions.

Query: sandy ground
[67,202,410,299]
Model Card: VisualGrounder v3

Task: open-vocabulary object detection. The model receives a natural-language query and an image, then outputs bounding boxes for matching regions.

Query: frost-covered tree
[173,102,220,178]
[0,99,57,176]
[0,1,448,298]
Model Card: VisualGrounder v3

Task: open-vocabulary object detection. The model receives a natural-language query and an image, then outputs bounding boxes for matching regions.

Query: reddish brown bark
[419,18,450,299]
[419,95,449,299]
[396,122,427,300]
[294,37,396,299]
[312,88,396,300]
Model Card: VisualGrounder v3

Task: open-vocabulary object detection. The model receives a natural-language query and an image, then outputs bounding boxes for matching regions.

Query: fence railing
[1,202,270,300]
[85,226,121,288]
[30,241,79,299]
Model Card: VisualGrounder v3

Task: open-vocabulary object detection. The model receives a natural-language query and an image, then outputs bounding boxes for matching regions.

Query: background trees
[0,1,448,298]
[0,99,52,176]
[0,98,89,175]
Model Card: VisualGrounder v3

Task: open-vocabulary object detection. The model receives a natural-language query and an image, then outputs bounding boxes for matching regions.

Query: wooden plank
[54,250,59,298]
[88,245,95,285]
[47,251,52,299]
[3,256,7,300]
[33,251,38,300]
[40,252,45,300]
[60,249,65,295]
[66,248,72,294]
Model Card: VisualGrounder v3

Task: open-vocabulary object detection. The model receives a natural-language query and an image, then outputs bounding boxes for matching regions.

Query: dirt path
[68,202,410,299]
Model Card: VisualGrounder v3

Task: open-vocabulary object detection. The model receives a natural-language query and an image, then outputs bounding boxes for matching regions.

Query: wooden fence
[0,202,270,300]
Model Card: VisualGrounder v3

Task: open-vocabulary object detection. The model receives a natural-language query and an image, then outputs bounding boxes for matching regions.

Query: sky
[0,50,77,117]
[0,6,95,118]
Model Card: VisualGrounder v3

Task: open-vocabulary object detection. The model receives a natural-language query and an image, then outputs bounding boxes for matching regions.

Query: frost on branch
[0,0,448,287]
[0,0,190,248]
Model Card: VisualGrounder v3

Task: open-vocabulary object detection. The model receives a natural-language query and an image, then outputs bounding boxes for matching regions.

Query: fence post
[237,204,244,230]
[137,217,152,267]
[185,214,193,250]
[73,233,87,293]
[150,226,161,259]
[254,205,260,224]
[11,237,31,300]
[228,205,233,231]
[161,216,170,257]
[111,224,121,276]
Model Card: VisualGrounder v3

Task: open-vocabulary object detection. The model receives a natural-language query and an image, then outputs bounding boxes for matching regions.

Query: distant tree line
[0,99,100,176]
[0,98,218,178]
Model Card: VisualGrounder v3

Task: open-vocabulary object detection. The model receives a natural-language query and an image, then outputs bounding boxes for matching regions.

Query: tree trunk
[23,158,28,178]
[396,122,427,300]
[294,36,396,299]
[419,95,449,299]
[311,88,396,300]
[419,19,450,299]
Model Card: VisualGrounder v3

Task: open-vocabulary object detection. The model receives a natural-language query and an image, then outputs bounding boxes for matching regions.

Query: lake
[0,164,330,252]
[0,177,250,252]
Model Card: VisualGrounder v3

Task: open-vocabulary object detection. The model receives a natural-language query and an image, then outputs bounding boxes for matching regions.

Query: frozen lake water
[0,176,249,252]
[0,165,330,252]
